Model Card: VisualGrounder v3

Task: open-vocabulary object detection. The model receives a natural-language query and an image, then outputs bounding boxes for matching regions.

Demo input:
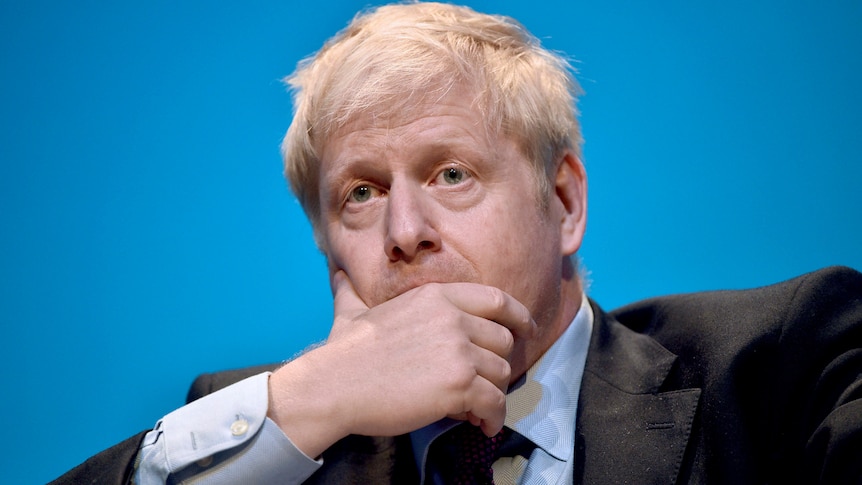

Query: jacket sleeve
[47,431,148,485]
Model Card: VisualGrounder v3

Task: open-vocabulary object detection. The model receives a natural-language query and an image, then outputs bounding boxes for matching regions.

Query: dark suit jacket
[51,266,862,484]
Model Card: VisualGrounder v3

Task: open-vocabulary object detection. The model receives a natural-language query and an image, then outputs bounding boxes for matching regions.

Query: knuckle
[484,286,507,312]
[413,283,438,300]
[448,362,476,390]
[518,304,531,325]
[494,390,507,409]
[426,281,445,295]
[497,359,511,383]
[499,329,515,354]
[485,387,507,412]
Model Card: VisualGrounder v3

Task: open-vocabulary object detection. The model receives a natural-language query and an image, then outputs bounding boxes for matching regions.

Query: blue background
[2,1,860,483]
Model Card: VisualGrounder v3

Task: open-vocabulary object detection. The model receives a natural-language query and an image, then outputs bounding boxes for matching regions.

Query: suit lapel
[574,301,701,484]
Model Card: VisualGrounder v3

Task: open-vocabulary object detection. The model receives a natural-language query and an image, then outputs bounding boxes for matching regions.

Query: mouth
[371,262,481,305]
[380,276,452,302]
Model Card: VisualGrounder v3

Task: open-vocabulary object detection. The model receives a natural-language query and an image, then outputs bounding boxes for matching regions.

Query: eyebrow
[320,123,493,191]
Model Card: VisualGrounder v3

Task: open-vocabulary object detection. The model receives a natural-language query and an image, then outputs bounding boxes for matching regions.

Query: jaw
[508,257,583,383]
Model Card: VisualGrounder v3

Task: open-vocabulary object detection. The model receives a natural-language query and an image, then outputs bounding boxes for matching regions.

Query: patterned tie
[437,423,510,485]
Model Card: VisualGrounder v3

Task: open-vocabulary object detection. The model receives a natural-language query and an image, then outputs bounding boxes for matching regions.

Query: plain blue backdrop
[2,1,860,483]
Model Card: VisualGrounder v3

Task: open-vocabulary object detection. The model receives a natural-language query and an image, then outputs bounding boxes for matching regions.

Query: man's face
[317,85,580,330]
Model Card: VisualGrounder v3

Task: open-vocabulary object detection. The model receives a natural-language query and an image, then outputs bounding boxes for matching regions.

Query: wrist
[267,347,350,458]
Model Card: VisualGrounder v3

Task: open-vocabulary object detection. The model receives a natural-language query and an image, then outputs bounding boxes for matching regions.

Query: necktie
[436,423,510,485]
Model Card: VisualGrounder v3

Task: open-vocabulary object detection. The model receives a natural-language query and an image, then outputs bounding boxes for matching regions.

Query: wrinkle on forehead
[321,87,498,180]
[315,79,496,155]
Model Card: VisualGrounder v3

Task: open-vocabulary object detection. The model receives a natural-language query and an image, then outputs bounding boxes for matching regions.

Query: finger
[444,284,536,339]
[463,376,507,436]
[479,416,504,438]
[443,346,509,428]
[471,344,512,394]
[452,412,503,438]
[466,316,516,358]
[331,271,369,316]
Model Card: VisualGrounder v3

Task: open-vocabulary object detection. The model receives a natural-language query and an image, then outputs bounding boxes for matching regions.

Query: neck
[509,271,583,384]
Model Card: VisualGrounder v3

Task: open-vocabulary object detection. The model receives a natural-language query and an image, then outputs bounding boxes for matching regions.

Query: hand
[267,271,535,458]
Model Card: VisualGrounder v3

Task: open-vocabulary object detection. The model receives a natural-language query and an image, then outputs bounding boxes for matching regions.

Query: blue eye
[439,166,468,185]
[349,185,373,202]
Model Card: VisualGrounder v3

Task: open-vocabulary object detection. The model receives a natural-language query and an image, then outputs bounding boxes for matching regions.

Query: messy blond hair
[282,2,582,245]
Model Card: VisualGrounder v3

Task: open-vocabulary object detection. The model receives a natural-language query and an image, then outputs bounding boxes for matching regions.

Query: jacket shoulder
[609,265,862,337]
[601,266,862,483]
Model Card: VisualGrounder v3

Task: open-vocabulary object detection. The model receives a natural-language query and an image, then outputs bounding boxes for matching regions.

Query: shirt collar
[411,294,594,475]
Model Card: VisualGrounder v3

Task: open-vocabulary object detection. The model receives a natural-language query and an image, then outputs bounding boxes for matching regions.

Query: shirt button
[196,456,213,468]
[230,418,249,436]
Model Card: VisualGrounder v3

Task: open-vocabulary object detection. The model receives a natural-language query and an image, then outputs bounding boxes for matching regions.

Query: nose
[384,184,441,262]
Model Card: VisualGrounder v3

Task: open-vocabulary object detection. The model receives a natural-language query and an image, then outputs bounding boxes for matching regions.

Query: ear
[554,150,587,256]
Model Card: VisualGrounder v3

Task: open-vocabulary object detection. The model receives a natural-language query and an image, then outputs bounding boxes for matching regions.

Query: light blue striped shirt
[135,296,592,484]
[413,295,594,484]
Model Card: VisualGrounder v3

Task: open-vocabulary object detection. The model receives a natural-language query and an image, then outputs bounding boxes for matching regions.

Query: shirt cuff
[135,371,322,484]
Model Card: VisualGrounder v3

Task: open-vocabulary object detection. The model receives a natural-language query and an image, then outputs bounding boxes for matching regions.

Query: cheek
[325,224,378,272]
[497,211,560,284]
[467,206,557,275]
[325,235,385,304]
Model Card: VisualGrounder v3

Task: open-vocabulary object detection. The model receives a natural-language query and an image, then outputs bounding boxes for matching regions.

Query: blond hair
[282,2,582,244]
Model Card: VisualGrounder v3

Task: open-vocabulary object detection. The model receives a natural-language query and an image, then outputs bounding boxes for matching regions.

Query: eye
[436,166,470,185]
[348,185,377,203]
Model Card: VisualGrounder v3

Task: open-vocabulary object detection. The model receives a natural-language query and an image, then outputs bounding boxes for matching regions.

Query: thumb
[331,270,369,317]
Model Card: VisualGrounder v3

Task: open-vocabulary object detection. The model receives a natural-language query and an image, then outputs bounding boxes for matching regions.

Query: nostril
[418,240,434,250]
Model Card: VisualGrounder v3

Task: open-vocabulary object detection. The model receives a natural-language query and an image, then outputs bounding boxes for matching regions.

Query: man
[53,2,861,484]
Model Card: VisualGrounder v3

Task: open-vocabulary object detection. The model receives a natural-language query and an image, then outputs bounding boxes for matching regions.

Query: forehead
[318,83,495,164]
